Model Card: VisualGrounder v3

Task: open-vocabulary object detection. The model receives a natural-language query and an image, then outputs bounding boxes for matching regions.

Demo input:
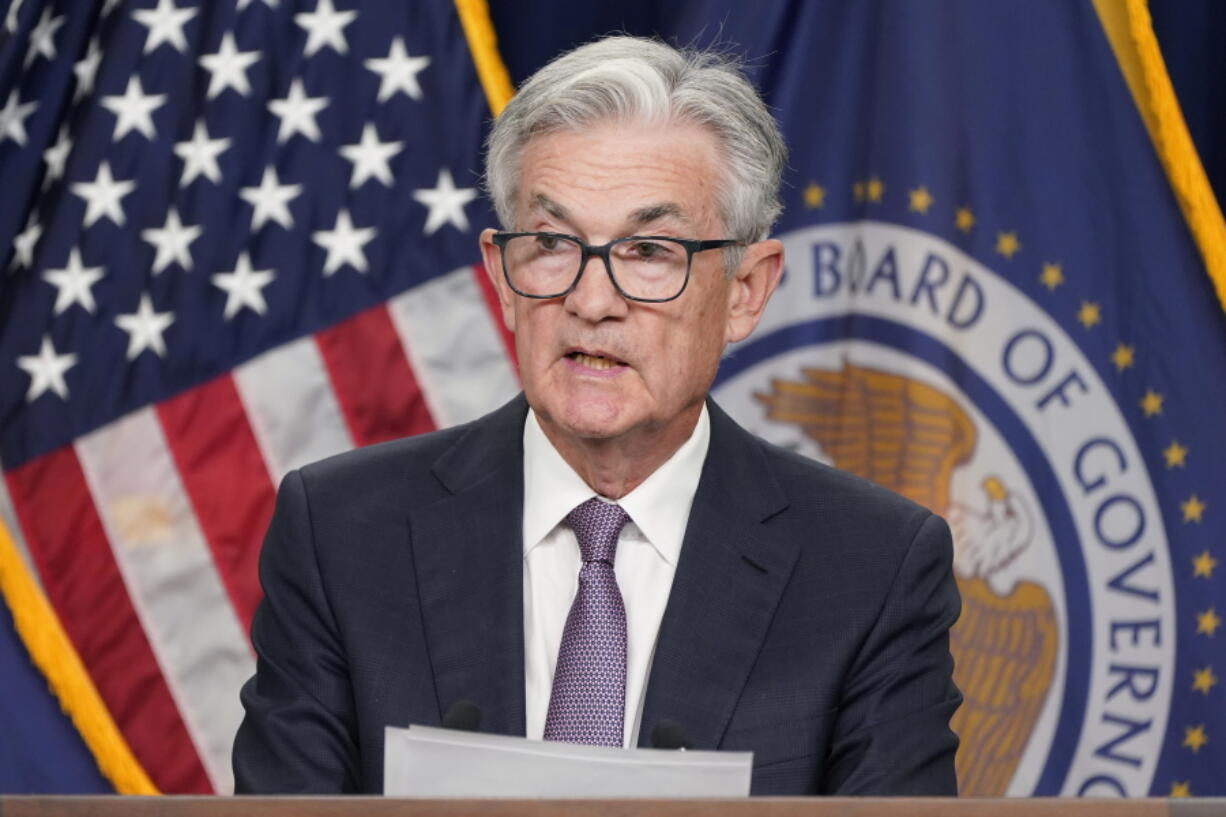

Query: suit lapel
[638,401,797,749]
[409,396,528,737]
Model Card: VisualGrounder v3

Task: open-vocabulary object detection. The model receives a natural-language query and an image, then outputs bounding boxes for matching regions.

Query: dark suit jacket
[233,394,961,795]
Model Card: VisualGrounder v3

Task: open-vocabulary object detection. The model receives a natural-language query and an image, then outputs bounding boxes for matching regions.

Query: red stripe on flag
[315,303,436,445]
[473,262,519,371]
[6,449,211,793]
[157,374,274,632]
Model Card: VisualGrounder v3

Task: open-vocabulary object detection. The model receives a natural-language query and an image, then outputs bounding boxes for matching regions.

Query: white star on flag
[199,32,260,99]
[267,78,328,143]
[339,123,402,188]
[11,218,42,270]
[0,90,38,146]
[17,335,77,401]
[132,0,198,54]
[4,0,23,34]
[312,209,377,275]
[237,0,278,9]
[240,167,302,230]
[142,208,202,274]
[73,38,103,101]
[114,294,175,360]
[294,0,357,57]
[100,76,167,141]
[43,127,72,188]
[174,120,230,186]
[43,249,105,315]
[412,168,477,236]
[365,37,431,102]
[71,161,136,227]
[24,7,64,67]
[211,252,276,319]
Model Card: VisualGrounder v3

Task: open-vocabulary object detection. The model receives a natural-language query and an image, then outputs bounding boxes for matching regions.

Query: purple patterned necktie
[542,498,630,747]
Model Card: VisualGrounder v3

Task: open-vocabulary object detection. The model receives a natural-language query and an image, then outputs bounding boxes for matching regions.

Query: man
[233,35,961,796]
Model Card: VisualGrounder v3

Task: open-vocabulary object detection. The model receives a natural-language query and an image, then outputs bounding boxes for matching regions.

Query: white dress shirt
[521,405,710,748]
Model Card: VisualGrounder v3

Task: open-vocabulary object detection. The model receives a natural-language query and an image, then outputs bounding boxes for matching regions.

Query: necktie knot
[565,497,629,564]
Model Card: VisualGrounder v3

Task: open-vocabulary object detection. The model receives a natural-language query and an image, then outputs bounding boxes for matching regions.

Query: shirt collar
[521,404,711,565]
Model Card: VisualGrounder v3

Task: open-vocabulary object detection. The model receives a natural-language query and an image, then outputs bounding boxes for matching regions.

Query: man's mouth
[565,350,625,370]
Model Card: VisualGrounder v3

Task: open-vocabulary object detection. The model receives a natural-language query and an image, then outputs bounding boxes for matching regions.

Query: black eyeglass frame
[491,231,743,303]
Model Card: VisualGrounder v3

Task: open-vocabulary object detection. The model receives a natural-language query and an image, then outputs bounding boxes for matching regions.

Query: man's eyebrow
[529,194,569,223]
[629,203,688,227]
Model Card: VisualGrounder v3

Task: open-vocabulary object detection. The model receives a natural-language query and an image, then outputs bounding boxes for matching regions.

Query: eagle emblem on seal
[755,361,1059,795]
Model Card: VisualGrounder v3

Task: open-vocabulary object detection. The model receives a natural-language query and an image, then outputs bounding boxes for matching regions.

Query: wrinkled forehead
[525,193,699,232]
[513,120,725,233]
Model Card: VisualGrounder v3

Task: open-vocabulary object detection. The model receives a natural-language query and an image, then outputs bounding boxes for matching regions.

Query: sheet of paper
[384,725,753,797]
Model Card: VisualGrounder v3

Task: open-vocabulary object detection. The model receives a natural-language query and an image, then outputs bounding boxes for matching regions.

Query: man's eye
[629,241,671,259]
[536,236,560,251]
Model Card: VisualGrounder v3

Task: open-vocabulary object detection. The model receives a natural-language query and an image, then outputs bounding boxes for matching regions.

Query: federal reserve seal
[714,222,1176,796]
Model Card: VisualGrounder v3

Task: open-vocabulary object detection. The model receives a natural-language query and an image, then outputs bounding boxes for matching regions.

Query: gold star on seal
[866,177,885,203]
[908,186,933,214]
[995,231,1020,259]
[1170,781,1192,798]
[852,180,866,203]
[1183,725,1208,753]
[1193,666,1219,694]
[1198,607,1222,637]
[955,207,974,233]
[1111,343,1134,370]
[1164,441,1187,468]
[1193,550,1218,578]
[1039,262,1064,290]
[803,182,825,209]
[1077,301,1102,328]
[1140,390,1164,417]
[1181,494,1205,523]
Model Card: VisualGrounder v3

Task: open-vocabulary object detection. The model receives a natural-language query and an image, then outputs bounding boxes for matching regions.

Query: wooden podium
[2,799,1224,817]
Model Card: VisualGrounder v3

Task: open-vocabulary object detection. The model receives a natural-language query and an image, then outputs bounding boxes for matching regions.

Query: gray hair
[484,36,787,252]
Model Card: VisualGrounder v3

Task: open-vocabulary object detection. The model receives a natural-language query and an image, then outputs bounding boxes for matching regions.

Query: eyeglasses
[491,231,743,303]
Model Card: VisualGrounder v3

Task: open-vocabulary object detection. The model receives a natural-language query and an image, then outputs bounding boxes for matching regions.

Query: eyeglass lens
[503,235,690,300]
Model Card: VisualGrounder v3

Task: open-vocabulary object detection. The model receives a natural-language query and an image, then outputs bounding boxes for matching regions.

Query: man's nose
[564,255,629,321]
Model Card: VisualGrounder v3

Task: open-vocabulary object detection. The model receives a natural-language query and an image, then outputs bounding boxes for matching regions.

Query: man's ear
[725,238,783,344]
[479,228,517,333]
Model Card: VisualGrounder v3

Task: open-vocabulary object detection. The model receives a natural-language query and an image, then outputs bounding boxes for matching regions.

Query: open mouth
[566,351,625,370]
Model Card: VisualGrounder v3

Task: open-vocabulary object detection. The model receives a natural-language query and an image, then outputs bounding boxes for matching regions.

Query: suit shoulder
[294,421,473,498]
[754,434,935,529]
[746,435,953,606]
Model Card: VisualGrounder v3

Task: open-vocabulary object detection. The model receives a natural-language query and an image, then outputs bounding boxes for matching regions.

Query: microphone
[651,719,691,750]
[441,699,482,732]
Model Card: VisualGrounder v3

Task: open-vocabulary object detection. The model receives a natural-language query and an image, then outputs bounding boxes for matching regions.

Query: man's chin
[552,412,632,443]
[533,396,639,444]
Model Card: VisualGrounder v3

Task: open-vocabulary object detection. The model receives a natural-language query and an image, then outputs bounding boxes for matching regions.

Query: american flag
[0,0,518,793]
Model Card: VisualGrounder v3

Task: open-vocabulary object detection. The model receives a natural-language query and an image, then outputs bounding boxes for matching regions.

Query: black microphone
[441,699,481,732]
[651,719,691,750]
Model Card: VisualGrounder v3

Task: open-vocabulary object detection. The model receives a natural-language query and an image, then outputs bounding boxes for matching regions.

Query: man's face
[481,121,780,451]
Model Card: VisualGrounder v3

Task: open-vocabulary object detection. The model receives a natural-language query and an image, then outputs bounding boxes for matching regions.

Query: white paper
[383,725,753,797]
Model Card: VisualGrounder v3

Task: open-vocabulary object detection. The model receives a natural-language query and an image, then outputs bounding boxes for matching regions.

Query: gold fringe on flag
[453,0,514,116]
[1093,0,1226,315]
[0,519,158,794]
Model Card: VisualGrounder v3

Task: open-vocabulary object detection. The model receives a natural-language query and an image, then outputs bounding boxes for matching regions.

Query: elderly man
[234,36,961,796]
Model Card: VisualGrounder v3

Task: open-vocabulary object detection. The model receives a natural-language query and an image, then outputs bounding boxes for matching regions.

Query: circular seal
[713,222,1175,797]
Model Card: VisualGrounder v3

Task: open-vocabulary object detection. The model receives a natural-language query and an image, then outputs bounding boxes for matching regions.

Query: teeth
[573,352,617,370]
